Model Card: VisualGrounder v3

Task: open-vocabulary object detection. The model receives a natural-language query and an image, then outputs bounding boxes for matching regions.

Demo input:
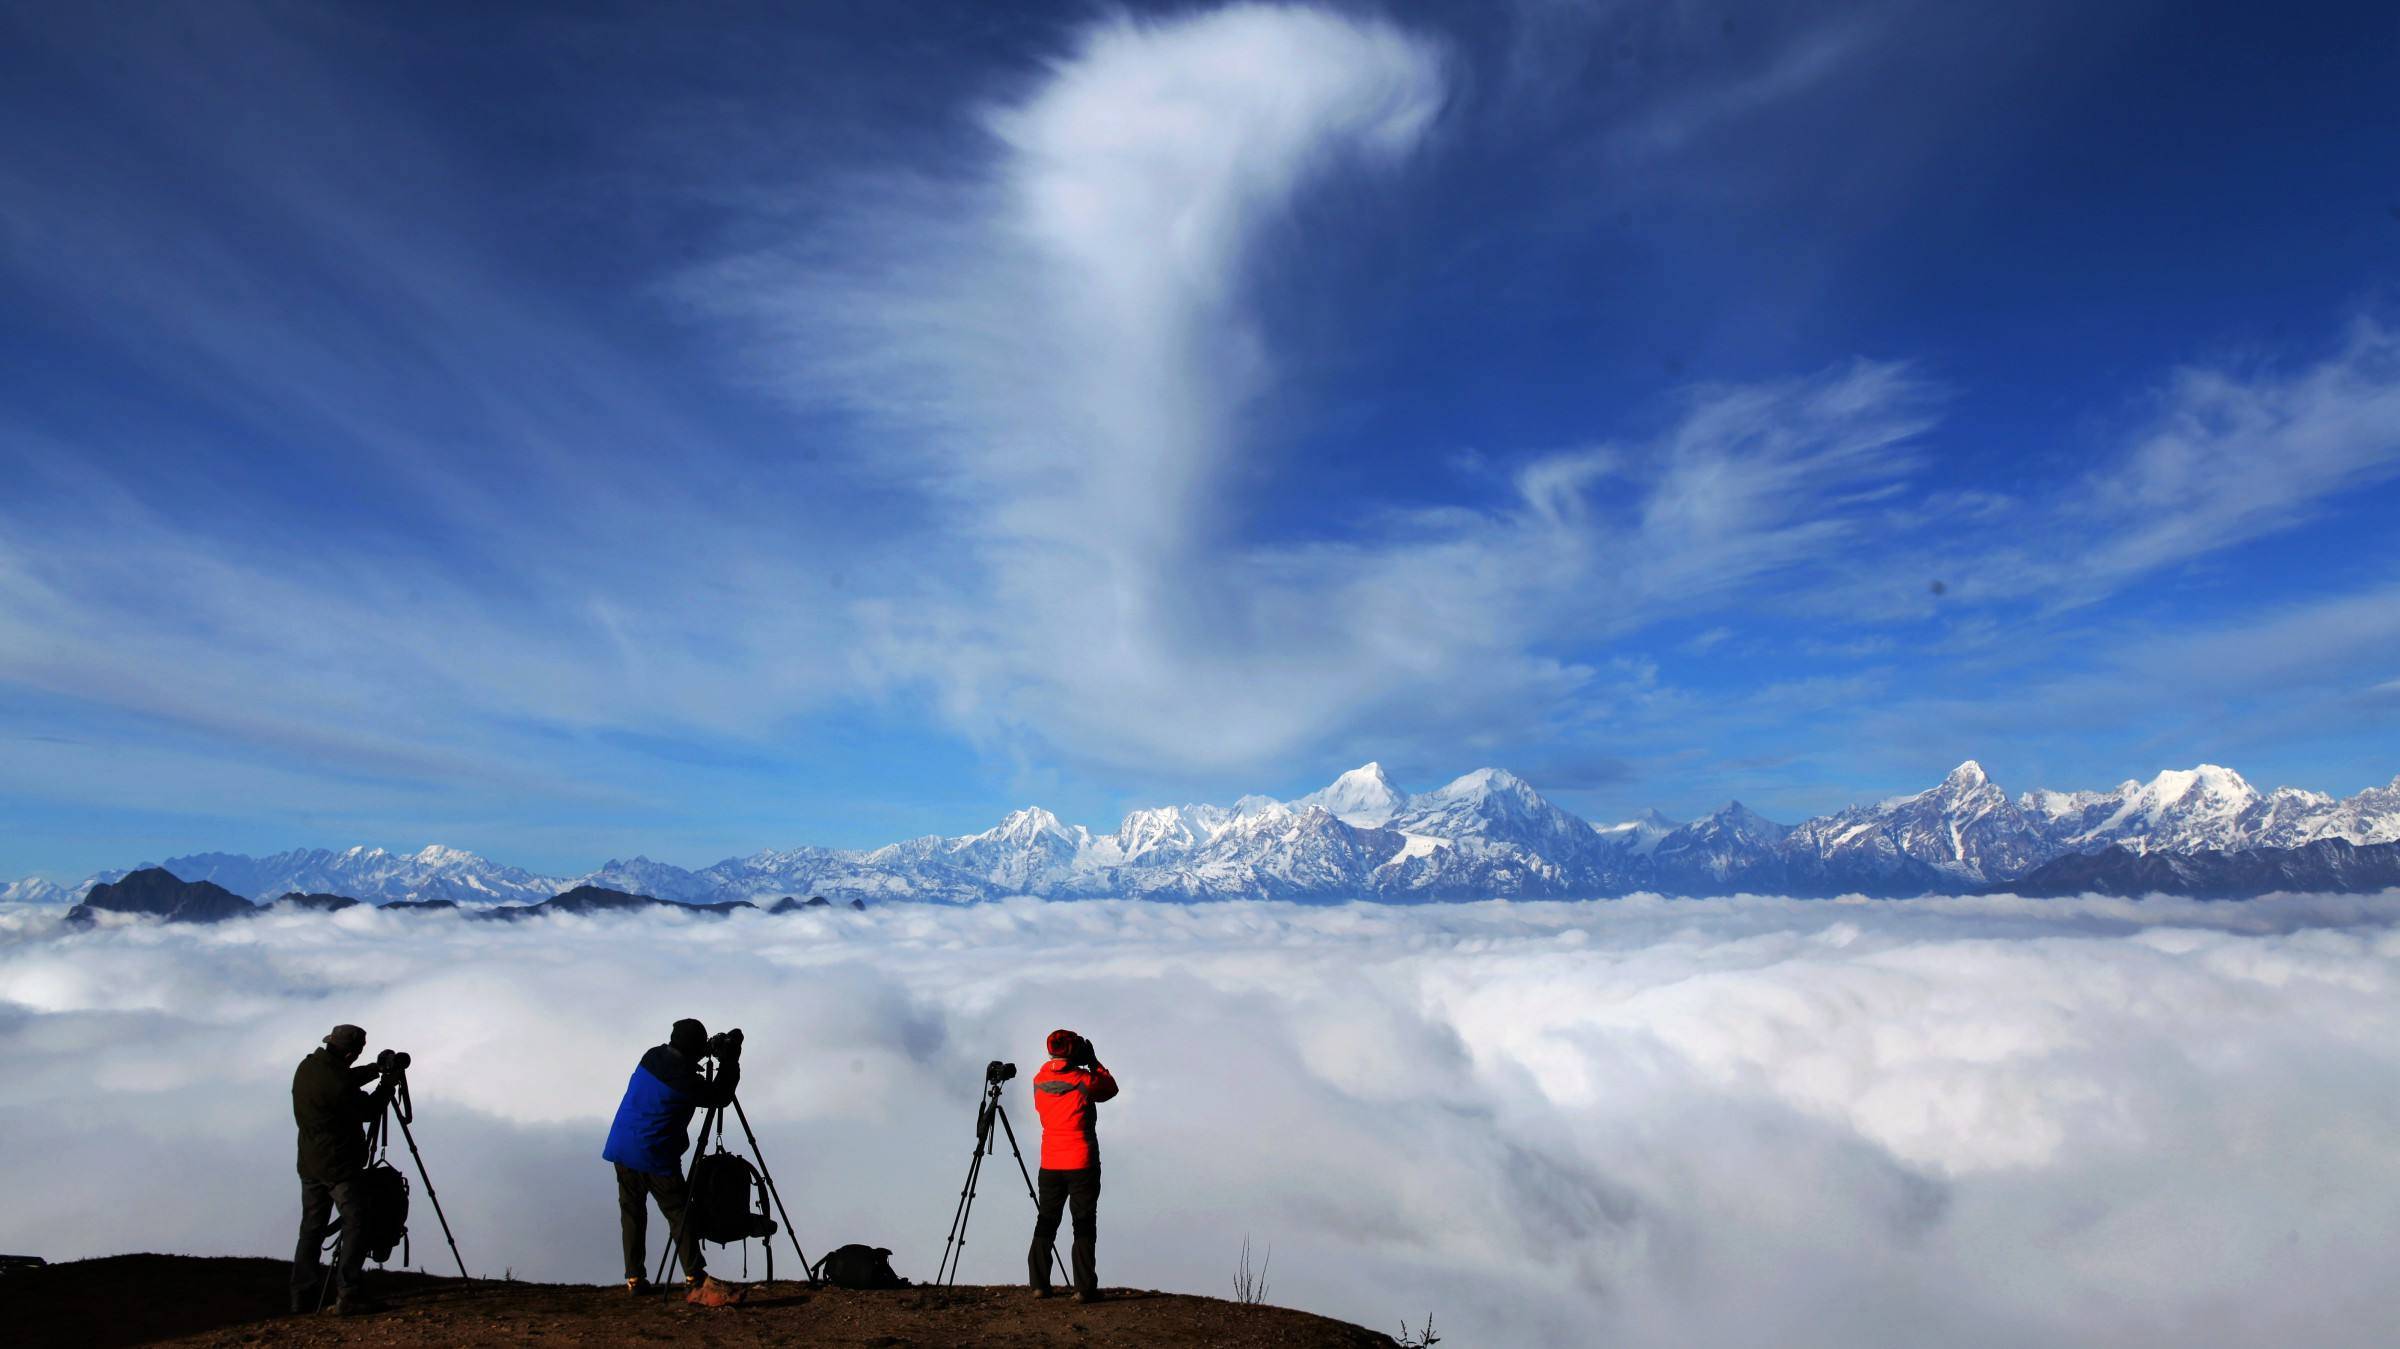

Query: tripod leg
[391,1109,470,1279]
[939,1140,987,1285]
[657,1106,717,1286]
[728,1094,815,1285]
[939,1099,997,1288]
[992,1103,1071,1288]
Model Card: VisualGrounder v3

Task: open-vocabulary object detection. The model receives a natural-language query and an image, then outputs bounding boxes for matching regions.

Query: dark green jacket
[292,1048,381,1182]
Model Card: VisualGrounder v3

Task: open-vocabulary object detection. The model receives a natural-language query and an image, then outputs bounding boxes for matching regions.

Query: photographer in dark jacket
[603,1018,741,1292]
[290,1024,389,1315]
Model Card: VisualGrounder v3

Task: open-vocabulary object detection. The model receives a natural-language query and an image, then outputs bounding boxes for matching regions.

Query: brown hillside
[7,1254,1401,1348]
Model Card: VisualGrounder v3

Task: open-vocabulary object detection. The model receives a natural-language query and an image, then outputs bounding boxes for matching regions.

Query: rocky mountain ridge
[13,760,2400,905]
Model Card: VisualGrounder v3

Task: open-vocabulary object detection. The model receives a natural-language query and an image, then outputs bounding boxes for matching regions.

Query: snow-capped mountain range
[10,760,2400,906]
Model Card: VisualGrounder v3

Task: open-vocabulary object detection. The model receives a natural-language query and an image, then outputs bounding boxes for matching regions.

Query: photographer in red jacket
[1028,1028,1118,1302]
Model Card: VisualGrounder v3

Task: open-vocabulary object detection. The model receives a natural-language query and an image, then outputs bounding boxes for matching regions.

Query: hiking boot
[686,1275,747,1308]
[1075,1289,1105,1304]
[625,1276,654,1296]
[1031,1286,1059,1299]
[331,1293,381,1317]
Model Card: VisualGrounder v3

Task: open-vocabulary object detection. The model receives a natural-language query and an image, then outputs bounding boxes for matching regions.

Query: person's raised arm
[1087,1061,1118,1103]
[350,1075,387,1122]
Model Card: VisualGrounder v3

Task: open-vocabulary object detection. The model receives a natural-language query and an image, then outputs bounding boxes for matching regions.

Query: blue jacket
[602,1044,739,1177]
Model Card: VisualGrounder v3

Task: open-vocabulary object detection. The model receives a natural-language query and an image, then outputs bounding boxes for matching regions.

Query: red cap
[1046,1028,1077,1058]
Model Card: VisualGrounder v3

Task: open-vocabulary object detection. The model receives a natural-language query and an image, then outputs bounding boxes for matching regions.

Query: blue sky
[3,0,2397,879]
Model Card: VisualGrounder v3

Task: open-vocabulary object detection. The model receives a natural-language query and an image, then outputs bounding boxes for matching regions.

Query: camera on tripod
[375,1048,412,1073]
[941,1054,1068,1288]
[705,1028,744,1062]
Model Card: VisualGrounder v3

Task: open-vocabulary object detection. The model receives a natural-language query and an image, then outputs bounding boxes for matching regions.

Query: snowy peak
[2,876,78,904]
[1788,763,2045,881]
[2238,775,2400,848]
[1108,805,1205,865]
[1595,809,1678,856]
[2066,764,2260,853]
[1685,801,1791,847]
[1230,794,1286,819]
[1393,767,1598,858]
[1297,762,1407,828]
[979,806,1076,844]
[1911,760,2011,817]
[944,806,1090,892]
[1426,766,1531,800]
[2021,787,2112,822]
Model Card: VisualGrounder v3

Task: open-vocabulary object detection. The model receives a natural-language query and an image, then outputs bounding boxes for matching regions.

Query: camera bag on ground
[352,1160,411,1263]
[689,1148,776,1244]
[810,1243,909,1289]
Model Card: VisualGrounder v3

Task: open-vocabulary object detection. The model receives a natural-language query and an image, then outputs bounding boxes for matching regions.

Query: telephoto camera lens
[709,1028,744,1059]
[377,1048,411,1072]
[987,1059,1016,1083]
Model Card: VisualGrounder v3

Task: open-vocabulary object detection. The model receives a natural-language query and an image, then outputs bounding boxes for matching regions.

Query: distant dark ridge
[768,894,867,912]
[476,884,756,922]
[66,868,254,926]
[55,874,871,926]
[270,891,361,912]
[1986,838,2400,899]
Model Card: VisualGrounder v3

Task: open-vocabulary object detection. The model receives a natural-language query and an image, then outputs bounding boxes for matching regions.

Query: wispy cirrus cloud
[697,5,1949,776]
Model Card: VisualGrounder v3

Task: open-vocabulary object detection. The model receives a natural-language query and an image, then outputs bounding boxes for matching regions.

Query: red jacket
[1032,1058,1118,1170]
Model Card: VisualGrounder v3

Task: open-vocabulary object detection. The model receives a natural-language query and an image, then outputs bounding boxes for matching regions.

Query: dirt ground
[4,1254,1401,1348]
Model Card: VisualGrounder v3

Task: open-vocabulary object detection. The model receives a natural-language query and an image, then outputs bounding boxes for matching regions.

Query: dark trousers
[617,1162,704,1280]
[292,1177,368,1307]
[1029,1166,1101,1294]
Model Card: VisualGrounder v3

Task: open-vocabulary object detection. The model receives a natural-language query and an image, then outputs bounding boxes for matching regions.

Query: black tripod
[938,1073,1069,1287]
[655,1072,814,1287]
[317,1064,469,1309]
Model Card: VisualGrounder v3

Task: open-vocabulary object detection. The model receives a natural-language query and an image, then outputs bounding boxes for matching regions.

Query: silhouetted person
[290,1023,388,1315]
[603,1018,739,1292]
[1029,1028,1118,1302]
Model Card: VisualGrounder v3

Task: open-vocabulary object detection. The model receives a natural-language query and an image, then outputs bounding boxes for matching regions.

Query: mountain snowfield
[11,760,2400,907]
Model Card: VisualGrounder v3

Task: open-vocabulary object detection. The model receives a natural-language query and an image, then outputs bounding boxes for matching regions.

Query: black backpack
[688,1149,776,1245]
[350,1161,411,1264]
[811,1243,908,1289]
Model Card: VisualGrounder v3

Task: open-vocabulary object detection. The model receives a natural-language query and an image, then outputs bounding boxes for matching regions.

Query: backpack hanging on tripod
[660,1088,807,1288]
[350,1159,412,1264]
[688,1143,777,1246]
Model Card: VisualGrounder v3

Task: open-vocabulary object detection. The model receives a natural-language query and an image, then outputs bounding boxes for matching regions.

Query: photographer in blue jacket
[603,1018,740,1292]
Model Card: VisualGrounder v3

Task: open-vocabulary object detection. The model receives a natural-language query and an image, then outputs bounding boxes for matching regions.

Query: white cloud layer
[3,895,2396,1347]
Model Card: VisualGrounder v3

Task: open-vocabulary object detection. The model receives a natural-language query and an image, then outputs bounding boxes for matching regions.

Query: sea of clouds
[3,894,2397,1347]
